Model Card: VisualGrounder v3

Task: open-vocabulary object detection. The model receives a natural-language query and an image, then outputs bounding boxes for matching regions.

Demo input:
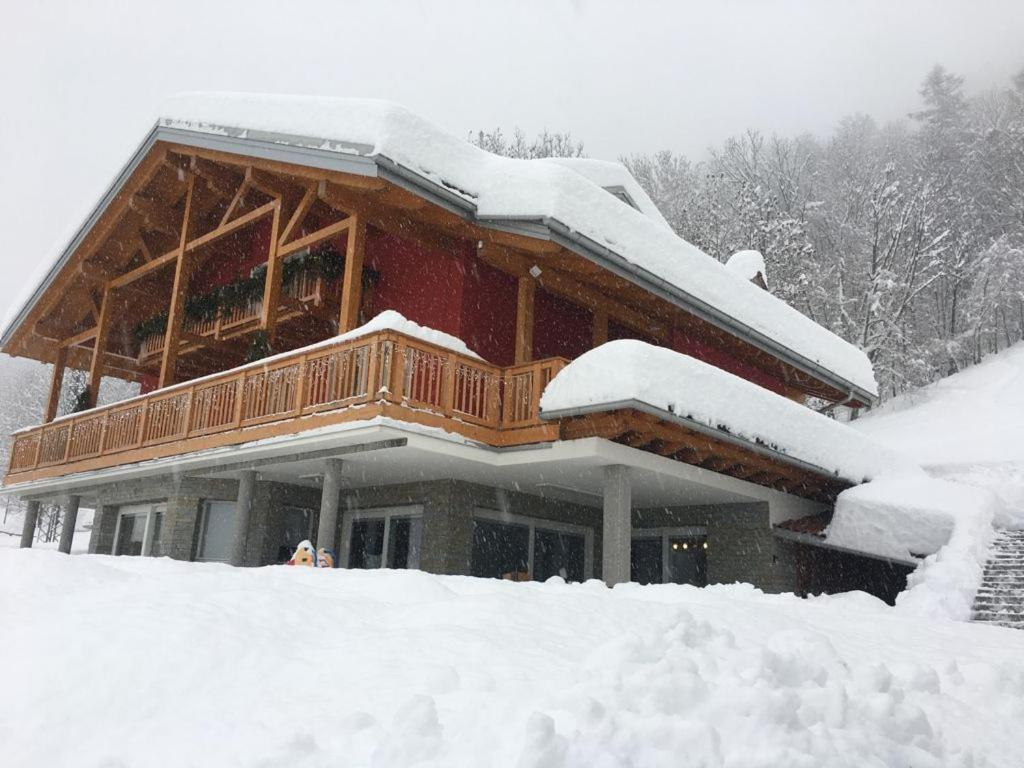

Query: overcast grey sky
[2,0,1023,321]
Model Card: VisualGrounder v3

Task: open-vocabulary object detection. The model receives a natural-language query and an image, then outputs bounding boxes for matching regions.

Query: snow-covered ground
[826,343,1024,620]
[2,549,1023,768]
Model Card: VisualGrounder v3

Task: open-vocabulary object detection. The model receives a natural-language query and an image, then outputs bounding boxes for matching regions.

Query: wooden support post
[339,217,366,333]
[158,175,196,389]
[515,276,535,364]
[593,308,608,348]
[260,201,284,341]
[86,288,112,409]
[44,346,67,423]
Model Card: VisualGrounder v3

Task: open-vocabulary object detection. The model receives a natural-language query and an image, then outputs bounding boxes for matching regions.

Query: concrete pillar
[602,465,632,586]
[315,459,344,561]
[57,495,81,554]
[229,471,257,567]
[19,500,40,549]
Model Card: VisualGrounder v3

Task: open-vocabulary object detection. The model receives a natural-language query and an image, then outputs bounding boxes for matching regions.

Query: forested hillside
[478,66,1024,398]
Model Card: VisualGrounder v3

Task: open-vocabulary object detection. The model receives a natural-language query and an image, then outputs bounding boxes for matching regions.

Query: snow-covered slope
[828,345,1024,617]
[155,93,877,399]
[853,342,1024,468]
[3,549,1023,767]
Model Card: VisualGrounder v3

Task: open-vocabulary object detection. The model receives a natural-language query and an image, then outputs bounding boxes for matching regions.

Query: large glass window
[350,519,386,569]
[197,501,234,562]
[471,518,530,579]
[387,516,423,569]
[115,512,147,556]
[630,537,663,585]
[534,528,585,582]
[346,507,423,570]
[631,529,709,586]
[471,512,593,582]
[113,502,166,557]
[277,507,315,563]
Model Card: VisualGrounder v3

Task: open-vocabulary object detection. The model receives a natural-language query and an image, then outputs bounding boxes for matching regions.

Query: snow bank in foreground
[540,340,906,482]
[157,93,876,397]
[3,551,1022,767]
[828,473,999,621]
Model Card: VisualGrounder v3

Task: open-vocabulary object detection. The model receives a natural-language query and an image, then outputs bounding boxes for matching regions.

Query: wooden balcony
[138,264,329,364]
[5,329,567,484]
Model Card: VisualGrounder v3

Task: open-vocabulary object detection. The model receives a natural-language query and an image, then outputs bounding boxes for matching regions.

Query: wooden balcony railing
[138,265,327,362]
[6,330,567,481]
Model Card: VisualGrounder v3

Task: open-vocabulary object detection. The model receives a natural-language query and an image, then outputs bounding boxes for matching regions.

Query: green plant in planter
[245,330,274,363]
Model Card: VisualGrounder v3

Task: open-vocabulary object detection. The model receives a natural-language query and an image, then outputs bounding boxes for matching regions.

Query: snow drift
[3,549,1023,767]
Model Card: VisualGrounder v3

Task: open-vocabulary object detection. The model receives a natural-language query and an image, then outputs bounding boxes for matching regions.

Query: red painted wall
[364,229,466,339]
[460,257,517,366]
[670,327,793,397]
[190,221,270,294]
[607,319,659,346]
[532,288,593,361]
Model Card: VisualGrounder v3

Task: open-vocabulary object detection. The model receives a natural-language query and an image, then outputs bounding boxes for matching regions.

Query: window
[630,537,662,585]
[344,507,423,570]
[631,527,709,586]
[113,502,166,557]
[277,507,315,563]
[197,500,234,562]
[471,510,593,582]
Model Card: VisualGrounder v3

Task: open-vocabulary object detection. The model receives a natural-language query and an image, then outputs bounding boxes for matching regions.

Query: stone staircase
[972,529,1024,630]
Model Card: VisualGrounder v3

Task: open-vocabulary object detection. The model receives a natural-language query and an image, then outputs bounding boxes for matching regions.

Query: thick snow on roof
[539,340,904,482]
[853,342,1024,468]
[5,550,1024,766]
[725,249,768,286]
[158,93,877,398]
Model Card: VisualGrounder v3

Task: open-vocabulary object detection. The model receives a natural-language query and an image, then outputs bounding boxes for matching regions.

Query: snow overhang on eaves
[1,123,876,406]
[541,398,855,486]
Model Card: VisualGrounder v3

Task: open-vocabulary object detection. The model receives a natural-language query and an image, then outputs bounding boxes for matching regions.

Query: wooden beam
[86,288,112,408]
[515,276,536,364]
[158,174,196,388]
[246,167,289,199]
[260,201,284,340]
[219,178,251,227]
[185,200,277,253]
[338,217,366,332]
[43,346,67,423]
[60,326,99,349]
[593,308,608,347]
[189,156,241,197]
[107,247,180,289]
[278,185,317,246]
[129,195,180,238]
[278,217,352,259]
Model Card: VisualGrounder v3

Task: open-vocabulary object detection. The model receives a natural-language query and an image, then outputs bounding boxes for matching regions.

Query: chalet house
[4,94,898,593]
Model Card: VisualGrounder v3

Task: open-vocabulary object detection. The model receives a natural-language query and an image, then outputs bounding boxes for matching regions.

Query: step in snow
[971,528,1024,630]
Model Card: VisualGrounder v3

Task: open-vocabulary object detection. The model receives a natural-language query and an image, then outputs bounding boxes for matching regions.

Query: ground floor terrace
[10,421,911,598]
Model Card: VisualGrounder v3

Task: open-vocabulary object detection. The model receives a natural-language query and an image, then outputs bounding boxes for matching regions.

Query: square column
[19,500,40,548]
[229,471,257,567]
[602,465,632,586]
[316,459,344,562]
[57,495,81,554]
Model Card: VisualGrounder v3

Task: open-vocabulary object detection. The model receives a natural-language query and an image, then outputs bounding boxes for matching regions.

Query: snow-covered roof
[150,93,876,401]
[539,340,906,483]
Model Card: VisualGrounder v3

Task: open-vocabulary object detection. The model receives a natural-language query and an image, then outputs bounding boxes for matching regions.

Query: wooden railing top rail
[6,328,568,479]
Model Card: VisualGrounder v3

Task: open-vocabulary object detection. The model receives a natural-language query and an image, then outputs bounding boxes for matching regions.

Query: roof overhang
[1,123,877,406]
[541,398,853,488]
